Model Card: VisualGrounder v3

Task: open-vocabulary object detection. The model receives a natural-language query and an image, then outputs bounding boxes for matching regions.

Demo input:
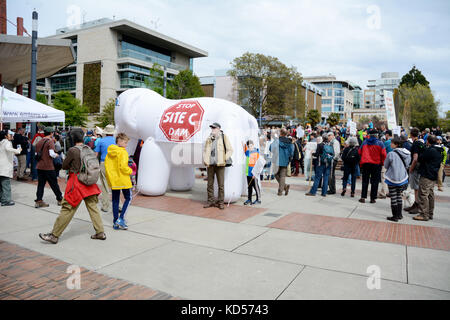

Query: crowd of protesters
[258,123,450,222]
[0,120,449,244]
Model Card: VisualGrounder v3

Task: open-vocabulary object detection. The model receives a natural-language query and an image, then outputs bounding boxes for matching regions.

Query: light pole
[30,10,38,137]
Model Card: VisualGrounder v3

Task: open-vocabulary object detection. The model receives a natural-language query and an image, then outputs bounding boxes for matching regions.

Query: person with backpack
[306,133,334,197]
[39,128,105,244]
[384,137,411,222]
[358,129,387,204]
[341,137,360,198]
[34,127,64,209]
[203,123,234,209]
[271,128,294,196]
[105,133,133,230]
[413,135,444,221]
[404,128,425,214]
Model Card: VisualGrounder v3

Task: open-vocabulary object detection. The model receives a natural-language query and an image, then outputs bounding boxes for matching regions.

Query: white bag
[403,188,415,208]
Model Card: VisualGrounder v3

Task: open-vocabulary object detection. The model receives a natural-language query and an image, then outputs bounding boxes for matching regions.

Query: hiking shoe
[1,201,15,206]
[91,232,107,240]
[39,233,58,244]
[117,218,128,230]
[244,200,252,206]
[252,200,262,205]
[285,185,290,196]
[35,201,49,208]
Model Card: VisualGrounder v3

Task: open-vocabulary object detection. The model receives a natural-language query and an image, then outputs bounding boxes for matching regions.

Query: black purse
[222,132,233,167]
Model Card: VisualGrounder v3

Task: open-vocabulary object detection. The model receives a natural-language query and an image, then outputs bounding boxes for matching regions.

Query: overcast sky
[7,0,450,114]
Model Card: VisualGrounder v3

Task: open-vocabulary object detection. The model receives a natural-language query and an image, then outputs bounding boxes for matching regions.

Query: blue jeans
[112,189,132,224]
[309,164,331,196]
[343,164,357,194]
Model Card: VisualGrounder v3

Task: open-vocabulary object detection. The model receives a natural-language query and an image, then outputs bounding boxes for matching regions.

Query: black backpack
[345,146,360,165]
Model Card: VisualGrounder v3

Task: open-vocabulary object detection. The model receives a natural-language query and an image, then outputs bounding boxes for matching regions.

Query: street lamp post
[30,10,38,137]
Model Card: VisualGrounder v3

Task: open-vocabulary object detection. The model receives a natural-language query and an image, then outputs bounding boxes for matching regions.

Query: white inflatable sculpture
[115,88,260,203]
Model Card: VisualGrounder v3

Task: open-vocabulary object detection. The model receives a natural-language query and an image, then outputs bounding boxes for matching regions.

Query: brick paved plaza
[1,171,449,300]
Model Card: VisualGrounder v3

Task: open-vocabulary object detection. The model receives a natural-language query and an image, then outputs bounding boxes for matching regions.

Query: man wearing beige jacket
[203,123,233,210]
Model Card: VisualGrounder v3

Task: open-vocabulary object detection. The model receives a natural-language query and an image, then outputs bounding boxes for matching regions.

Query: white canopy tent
[0,86,65,123]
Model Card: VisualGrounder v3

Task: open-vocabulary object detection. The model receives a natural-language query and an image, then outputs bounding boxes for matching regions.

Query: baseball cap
[437,136,442,141]
[209,122,221,129]
[44,127,54,134]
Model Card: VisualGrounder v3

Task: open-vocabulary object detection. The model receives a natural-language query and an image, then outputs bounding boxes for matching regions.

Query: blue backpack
[321,144,334,166]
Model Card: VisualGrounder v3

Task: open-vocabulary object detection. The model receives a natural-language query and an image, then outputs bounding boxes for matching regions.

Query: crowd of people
[0,121,449,244]
[258,123,449,222]
[0,124,139,244]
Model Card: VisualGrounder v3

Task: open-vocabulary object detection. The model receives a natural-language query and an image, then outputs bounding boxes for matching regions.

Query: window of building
[328,89,333,96]
[334,89,344,97]
[322,106,332,112]
[322,99,332,105]
[333,83,343,89]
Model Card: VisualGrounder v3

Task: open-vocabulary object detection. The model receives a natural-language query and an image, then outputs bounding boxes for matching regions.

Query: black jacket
[418,145,444,181]
[342,146,360,166]
[12,134,28,156]
[293,141,302,161]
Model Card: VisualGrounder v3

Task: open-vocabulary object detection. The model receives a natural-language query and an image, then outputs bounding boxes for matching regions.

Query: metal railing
[119,49,186,71]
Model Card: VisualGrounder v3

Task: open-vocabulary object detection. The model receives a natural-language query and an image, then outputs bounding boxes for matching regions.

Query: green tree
[327,113,341,126]
[228,52,302,120]
[36,93,48,105]
[95,99,116,128]
[144,63,165,96]
[398,84,439,130]
[52,91,89,127]
[400,65,430,88]
[168,69,204,99]
[306,109,321,127]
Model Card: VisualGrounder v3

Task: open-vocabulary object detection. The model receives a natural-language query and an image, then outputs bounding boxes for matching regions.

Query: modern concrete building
[38,18,207,113]
[200,71,323,120]
[367,72,401,109]
[303,75,354,120]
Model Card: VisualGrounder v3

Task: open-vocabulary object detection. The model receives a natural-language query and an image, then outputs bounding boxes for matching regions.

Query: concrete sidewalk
[1,174,449,300]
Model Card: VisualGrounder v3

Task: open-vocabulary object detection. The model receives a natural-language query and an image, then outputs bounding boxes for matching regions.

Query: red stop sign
[159,100,205,142]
